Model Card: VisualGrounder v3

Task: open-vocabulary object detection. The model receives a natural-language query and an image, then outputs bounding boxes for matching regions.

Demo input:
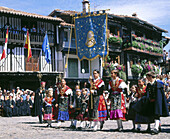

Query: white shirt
[109,77,127,89]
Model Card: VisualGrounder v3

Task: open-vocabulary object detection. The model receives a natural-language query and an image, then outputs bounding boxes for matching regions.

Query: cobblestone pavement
[0,116,170,139]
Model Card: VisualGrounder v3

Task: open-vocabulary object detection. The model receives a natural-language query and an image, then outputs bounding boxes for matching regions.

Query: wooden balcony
[0,29,55,46]
[123,47,163,57]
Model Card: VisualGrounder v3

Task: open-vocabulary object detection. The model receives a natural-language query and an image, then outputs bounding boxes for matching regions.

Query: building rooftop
[49,9,80,16]
[0,6,63,22]
[109,13,168,33]
[49,9,168,33]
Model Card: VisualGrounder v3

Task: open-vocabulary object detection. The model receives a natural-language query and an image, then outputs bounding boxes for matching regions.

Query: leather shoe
[115,127,123,132]
[151,128,159,135]
[136,128,141,132]
[100,123,104,130]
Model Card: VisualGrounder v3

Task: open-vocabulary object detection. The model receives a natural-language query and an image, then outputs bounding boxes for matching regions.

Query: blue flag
[42,33,51,63]
[74,14,108,60]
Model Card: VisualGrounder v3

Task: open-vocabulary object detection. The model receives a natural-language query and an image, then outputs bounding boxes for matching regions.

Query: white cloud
[98,0,170,51]
[99,0,170,25]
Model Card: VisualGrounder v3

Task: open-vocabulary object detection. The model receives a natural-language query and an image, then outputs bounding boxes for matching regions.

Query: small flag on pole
[24,30,32,62]
[42,33,51,63]
[1,27,9,60]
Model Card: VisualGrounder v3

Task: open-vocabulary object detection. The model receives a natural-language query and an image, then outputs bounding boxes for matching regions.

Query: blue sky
[1,0,169,51]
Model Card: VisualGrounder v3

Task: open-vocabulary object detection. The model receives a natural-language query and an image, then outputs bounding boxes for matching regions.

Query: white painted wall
[12,47,24,71]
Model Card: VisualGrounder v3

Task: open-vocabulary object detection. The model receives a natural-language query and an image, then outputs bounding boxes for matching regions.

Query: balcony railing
[123,34,163,55]
[0,29,55,45]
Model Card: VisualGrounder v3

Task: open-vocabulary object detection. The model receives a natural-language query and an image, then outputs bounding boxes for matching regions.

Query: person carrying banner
[88,70,107,131]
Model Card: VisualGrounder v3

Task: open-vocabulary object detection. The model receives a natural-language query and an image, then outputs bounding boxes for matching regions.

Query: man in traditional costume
[108,70,127,131]
[133,71,169,134]
[88,70,107,131]
[33,81,46,123]
[55,79,73,127]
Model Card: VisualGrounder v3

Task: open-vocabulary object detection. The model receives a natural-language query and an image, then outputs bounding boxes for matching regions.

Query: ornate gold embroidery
[111,79,119,90]
[85,31,96,47]
[92,79,101,90]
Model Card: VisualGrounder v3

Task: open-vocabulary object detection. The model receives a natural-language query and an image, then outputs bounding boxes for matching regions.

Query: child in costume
[43,90,55,127]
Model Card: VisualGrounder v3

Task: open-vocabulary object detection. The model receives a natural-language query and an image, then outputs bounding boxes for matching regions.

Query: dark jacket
[33,88,46,116]
[17,99,26,116]
[4,99,18,116]
[133,81,169,117]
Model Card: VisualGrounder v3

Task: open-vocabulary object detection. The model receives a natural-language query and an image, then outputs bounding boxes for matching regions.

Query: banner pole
[90,60,92,76]
[90,60,93,109]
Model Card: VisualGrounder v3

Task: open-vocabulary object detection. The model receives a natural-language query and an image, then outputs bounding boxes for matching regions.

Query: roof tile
[0,6,63,22]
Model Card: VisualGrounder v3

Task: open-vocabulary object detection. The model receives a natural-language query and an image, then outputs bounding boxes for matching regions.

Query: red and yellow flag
[1,28,9,60]
[24,31,32,62]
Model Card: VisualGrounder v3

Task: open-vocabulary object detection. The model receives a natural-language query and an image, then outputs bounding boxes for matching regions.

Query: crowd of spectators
[1,24,46,35]
[0,74,170,118]
[0,87,35,117]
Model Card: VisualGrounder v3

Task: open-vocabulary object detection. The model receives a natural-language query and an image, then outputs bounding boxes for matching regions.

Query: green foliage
[119,71,127,82]
[153,66,160,74]
[140,43,145,50]
[107,56,111,61]
[158,49,163,54]
[131,64,143,74]
[132,41,139,48]
[109,36,123,45]
[123,42,131,48]
[131,34,165,54]
[153,47,159,53]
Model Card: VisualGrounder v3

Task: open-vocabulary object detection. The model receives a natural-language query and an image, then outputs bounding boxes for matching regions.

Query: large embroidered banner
[74,11,108,61]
